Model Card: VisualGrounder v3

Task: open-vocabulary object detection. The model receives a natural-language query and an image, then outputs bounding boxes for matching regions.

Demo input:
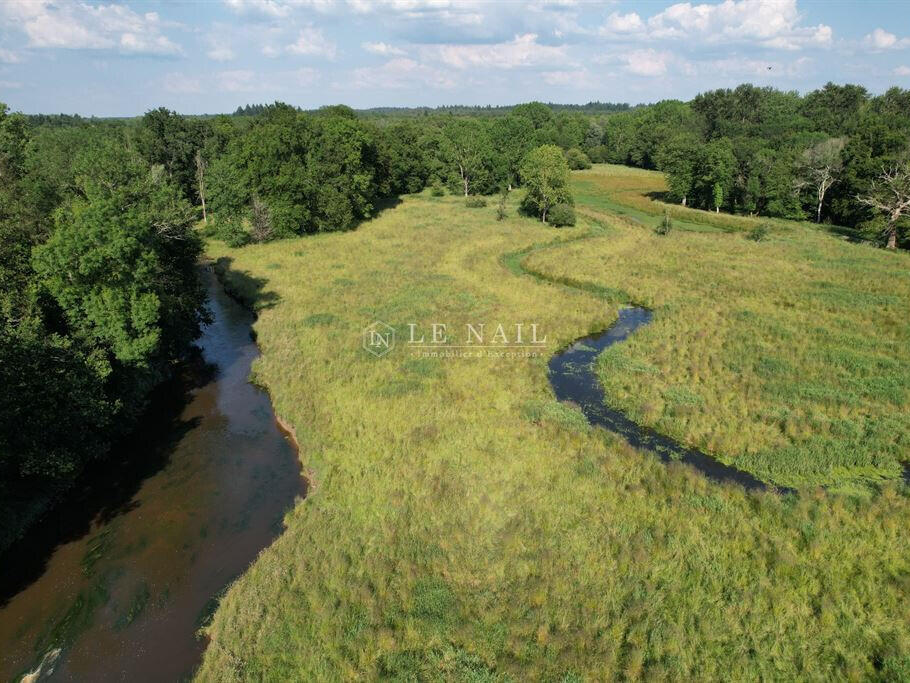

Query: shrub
[747,224,770,242]
[587,145,609,163]
[465,196,487,208]
[655,211,673,236]
[565,148,592,170]
[215,213,250,247]
[430,182,446,197]
[548,203,576,227]
[496,191,508,221]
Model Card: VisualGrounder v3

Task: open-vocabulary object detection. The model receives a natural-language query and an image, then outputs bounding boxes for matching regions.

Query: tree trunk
[816,197,822,223]
[681,196,686,207]
[541,206,548,223]
[887,223,897,249]
[195,150,208,224]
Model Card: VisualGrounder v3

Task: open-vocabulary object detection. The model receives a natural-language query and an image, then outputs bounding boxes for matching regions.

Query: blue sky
[1,0,909,116]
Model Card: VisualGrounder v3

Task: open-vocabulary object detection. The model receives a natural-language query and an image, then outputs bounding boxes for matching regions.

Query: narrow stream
[0,269,304,682]
[548,307,785,492]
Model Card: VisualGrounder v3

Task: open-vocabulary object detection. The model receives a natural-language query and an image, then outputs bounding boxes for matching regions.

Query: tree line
[0,105,208,549]
[142,100,588,245]
[584,83,910,247]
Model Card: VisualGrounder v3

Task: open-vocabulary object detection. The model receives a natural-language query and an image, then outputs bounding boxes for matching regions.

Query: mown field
[571,164,812,235]
[526,165,910,490]
[197,174,909,681]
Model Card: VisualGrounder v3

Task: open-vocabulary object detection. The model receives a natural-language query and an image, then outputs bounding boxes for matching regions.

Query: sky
[1,0,909,116]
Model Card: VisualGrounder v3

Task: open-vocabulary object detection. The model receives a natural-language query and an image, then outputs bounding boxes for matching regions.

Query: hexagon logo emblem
[362,320,395,357]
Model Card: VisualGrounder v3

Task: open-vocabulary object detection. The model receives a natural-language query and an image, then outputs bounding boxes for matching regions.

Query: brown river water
[0,270,304,681]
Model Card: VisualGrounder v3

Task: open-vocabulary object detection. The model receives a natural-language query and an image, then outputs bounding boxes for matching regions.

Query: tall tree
[520,145,572,223]
[858,161,910,249]
[440,118,492,196]
[33,142,207,377]
[797,137,846,223]
[135,107,204,202]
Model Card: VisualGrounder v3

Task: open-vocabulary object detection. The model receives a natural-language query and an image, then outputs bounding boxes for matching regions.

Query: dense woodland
[1,81,908,548]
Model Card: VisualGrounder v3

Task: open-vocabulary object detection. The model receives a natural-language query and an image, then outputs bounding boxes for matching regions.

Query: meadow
[570,164,804,235]
[197,176,910,680]
[526,165,910,490]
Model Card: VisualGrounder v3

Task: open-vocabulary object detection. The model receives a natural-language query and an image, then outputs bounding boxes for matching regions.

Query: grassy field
[196,178,909,681]
[525,165,910,490]
[571,164,815,235]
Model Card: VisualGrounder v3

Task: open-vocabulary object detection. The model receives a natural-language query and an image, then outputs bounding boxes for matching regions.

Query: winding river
[547,306,782,491]
[0,269,304,682]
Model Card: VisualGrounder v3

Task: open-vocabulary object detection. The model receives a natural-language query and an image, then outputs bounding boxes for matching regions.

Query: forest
[206,84,910,249]
[1,81,908,550]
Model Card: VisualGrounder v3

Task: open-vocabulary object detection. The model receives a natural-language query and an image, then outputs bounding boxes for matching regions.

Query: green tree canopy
[520,144,573,223]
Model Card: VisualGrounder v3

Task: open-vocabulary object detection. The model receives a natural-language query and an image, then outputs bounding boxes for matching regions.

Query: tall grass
[525,166,910,490]
[197,187,909,681]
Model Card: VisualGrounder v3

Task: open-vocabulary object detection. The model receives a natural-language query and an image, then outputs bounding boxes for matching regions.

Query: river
[0,269,304,681]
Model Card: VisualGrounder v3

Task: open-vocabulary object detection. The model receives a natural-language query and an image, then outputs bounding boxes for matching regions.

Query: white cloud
[293,67,320,85]
[0,2,183,55]
[206,35,236,61]
[603,0,835,51]
[350,57,456,89]
[894,65,910,76]
[120,32,182,55]
[703,55,813,77]
[285,26,336,58]
[163,71,202,94]
[218,69,259,92]
[223,0,292,18]
[424,33,568,70]
[601,11,645,35]
[542,68,597,88]
[362,41,406,56]
[0,80,22,89]
[0,48,22,64]
[864,28,910,51]
[623,49,670,77]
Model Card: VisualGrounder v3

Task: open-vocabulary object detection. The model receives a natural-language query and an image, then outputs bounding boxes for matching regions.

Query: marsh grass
[197,185,909,681]
[523,165,910,489]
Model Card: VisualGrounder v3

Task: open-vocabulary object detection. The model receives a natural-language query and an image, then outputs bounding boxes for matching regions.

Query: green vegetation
[197,180,909,680]
[2,84,910,677]
[0,105,207,550]
[520,145,573,223]
[524,165,910,489]
[547,203,576,228]
[594,84,910,247]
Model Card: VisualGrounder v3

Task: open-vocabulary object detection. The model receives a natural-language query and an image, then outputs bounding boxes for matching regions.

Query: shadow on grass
[213,257,281,313]
[822,223,868,243]
[370,195,403,220]
[645,190,671,203]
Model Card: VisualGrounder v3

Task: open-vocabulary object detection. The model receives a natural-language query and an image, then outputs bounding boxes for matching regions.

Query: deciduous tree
[858,161,910,249]
[520,145,572,223]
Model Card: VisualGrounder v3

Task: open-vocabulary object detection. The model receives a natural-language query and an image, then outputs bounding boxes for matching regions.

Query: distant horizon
[12,80,909,119]
[2,0,910,117]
